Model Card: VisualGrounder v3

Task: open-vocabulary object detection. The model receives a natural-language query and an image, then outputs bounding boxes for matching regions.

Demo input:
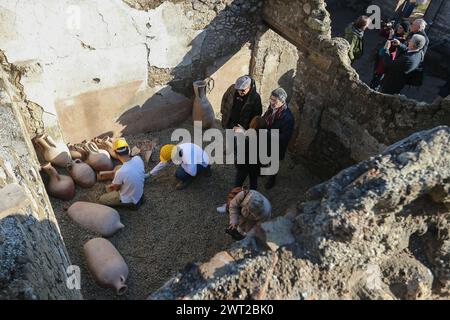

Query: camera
[225,227,245,241]
[382,20,396,29]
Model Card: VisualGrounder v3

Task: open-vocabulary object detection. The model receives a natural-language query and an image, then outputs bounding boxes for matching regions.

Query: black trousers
[234,165,260,190]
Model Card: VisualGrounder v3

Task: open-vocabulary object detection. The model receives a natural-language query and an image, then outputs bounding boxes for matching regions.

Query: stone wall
[0,0,262,143]
[259,0,450,178]
[425,0,450,58]
[251,26,299,109]
[150,126,450,300]
[0,58,81,299]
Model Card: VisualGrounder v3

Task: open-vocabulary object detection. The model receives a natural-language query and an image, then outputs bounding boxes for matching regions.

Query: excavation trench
[48,121,319,299]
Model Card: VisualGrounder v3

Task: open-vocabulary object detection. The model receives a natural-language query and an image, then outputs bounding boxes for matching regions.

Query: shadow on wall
[278,69,296,105]
[115,0,262,138]
[0,213,82,299]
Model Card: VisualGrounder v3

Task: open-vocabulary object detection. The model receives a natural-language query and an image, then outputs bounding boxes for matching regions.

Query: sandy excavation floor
[50,120,320,300]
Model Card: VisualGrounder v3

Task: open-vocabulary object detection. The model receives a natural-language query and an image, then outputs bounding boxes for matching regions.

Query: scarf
[352,25,364,38]
[263,104,286,127]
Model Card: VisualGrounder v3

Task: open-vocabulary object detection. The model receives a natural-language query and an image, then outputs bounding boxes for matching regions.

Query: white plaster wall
[0,0,206,142]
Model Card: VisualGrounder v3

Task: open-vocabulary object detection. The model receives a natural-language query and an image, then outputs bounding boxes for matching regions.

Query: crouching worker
[149,143,211,190]
[99,138,146,209]
[225,187,271,241]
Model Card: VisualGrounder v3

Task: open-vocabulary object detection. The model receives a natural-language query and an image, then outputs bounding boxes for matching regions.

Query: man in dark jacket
[221,75,262,130]
[381,34,426,95]
[262,88,295,190]
[406,19,429,55]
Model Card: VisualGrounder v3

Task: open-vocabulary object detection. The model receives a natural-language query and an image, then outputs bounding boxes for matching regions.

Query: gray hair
[410,34,426,50]
[414,19,427,31]
[271,87,288,104]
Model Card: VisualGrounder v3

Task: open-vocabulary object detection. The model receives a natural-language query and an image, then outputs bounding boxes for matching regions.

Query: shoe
[203,165,212,177]
[225,227,246,241]
[265,175,277,190]
[129,196,145,211]
[216,204,227,214]
[176,180,191,190]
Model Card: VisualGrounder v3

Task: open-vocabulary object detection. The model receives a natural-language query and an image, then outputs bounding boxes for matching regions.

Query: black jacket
[381,46,424,94]
[221,79,263,130]
[263,105,295,160]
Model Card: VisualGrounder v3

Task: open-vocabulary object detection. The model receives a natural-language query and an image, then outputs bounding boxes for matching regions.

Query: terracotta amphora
[68,202,124,237]
[41,162,75,200]
[84,142,114,171]
[35,134,72,167]
[67,159,96,188]
[84,238,128,295]
[192,78,215,129]
[92,137,119,160]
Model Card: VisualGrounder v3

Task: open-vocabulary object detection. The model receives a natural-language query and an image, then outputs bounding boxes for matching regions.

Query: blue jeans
[175,164,207,182]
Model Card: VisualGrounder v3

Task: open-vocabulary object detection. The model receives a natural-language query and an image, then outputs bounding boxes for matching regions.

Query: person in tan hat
[224,187,272,240]
[221,75,262,130]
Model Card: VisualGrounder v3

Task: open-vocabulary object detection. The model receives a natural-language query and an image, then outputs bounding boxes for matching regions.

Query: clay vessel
[68,201,124,237]
[67,159,96,188]
[84,142,113,171]
[41,162,75,200]
[193,78,215,129]
[92,137,119,160]
[84,238,128,295]
[67,143,88,160]
[35,134,72,167]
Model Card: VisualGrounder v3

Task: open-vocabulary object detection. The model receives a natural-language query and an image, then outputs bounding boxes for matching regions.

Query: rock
[258,217,295,251]
[0,183,30,219]
[131,146,141,157]
[198,251,234,280]
[149,127,450,300]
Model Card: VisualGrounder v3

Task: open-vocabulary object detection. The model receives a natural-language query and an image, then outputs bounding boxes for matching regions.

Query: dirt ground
[50,120,320,300]
[328,6,446,104]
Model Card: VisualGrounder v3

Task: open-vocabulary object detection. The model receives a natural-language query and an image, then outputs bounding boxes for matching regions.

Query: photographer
[381,34,426,94]
[371,22,410,90]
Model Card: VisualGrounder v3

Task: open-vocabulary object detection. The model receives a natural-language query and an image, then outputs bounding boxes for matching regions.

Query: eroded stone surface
[149,127,450,300]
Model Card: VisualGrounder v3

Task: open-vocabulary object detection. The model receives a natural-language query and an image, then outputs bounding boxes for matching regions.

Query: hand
[388,29,395,39]
[106,184,114,192]
[384,40,391,50]
[228,223,237,230]
[391,39,401,46]
[233,126,244,134]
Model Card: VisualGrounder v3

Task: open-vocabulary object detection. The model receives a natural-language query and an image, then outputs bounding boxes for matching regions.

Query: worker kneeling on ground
[224,187,271,241]
[99,138,146,209]
[149,143,211,190]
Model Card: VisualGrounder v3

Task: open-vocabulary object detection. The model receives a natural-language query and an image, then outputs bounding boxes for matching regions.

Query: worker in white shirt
[99,138,146,209]
[149,143,211,190]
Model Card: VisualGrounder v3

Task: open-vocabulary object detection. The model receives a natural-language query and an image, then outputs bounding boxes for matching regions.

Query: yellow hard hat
[160,144,176,163]
[113,138,129,151]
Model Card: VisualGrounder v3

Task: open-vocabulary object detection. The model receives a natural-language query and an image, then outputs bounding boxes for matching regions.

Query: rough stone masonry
[0,54,81,299]
[0,0,449,300]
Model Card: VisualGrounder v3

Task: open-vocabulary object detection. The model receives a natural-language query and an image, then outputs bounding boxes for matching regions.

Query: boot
[176,179,192,190]
[265,174,277,190]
